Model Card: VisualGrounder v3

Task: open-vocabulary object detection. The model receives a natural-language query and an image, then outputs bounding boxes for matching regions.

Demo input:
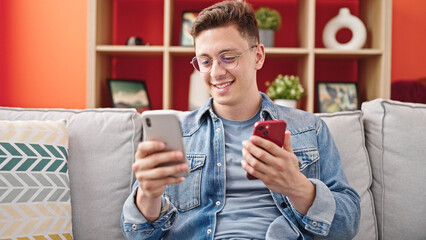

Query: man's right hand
[132,140,188,222]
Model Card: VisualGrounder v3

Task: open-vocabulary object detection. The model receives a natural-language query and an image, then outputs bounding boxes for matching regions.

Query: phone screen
[141,110,189,177]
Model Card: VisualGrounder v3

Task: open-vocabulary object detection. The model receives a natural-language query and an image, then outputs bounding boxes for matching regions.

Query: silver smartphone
[141,110,189,178]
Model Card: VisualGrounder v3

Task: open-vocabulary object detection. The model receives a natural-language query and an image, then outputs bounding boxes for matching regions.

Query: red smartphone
[246,120,287,180]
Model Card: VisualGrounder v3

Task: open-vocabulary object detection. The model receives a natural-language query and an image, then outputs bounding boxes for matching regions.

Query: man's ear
[255,44,266,70]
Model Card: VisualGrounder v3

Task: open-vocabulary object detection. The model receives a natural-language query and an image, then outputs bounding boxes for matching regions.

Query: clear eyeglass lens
[192,52,239,73]
[192,56,209,72]
[219,52,238,66]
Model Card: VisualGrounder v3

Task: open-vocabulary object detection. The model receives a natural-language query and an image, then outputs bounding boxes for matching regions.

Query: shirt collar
[259,91,279,121]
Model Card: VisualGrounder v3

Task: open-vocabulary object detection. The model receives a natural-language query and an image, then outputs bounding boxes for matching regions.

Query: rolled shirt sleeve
[121,183,179,240]
[291,179,336,236]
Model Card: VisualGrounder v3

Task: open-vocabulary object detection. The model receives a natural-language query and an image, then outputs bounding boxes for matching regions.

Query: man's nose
[210,59,226,77]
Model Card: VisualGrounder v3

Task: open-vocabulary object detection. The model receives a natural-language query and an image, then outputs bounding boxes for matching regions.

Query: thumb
[283,130,293,152]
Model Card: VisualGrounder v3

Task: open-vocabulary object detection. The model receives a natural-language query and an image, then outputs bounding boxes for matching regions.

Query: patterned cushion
[0,120,73,239]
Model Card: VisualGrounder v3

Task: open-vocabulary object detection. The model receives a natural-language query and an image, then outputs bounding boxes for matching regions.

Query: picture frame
[180,11,199,46]
[107,79,151,113]
[317,82,359,113]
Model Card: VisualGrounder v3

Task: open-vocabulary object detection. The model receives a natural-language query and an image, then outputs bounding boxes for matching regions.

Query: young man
[121,1,360,239]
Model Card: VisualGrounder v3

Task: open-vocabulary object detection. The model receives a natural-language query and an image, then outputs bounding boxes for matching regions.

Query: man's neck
[213,93,261,121]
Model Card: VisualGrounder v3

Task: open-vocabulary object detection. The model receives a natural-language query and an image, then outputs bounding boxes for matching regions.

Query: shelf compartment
[313,55,386,112]
[315,0,360,48]
[113,0,164,46]
[170,0,300,48]
[110,56,164,110]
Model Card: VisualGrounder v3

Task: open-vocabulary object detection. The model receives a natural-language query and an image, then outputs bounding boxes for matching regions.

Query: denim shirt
[121,92,360,240]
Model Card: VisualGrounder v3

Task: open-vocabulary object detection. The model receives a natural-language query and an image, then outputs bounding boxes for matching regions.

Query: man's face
[194,24,263,111]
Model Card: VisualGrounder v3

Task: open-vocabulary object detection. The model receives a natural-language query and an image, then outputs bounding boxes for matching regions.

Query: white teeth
[215,82,232,89]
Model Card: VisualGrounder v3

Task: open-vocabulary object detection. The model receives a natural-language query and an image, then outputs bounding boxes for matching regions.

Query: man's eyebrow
[197,48,238,57]
[220,47,237,53]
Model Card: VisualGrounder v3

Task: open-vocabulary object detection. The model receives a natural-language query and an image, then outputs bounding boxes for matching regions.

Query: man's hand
[132,140,188,222]
[241,131,315,214]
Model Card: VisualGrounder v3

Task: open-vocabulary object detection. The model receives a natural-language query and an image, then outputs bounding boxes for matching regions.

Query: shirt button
[216,128,221,133]
[217,162,222,167]
[312,221,318,227]
[207,229,212,234]
[216,201,221,206]
[132,224,137,230]
[280,202,287,209]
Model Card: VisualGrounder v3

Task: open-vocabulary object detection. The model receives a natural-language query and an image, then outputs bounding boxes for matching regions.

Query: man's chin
[212,95,238,108]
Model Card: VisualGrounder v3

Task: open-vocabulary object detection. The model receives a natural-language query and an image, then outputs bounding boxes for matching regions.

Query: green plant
[266,74,305,100]
[255,7,282,31]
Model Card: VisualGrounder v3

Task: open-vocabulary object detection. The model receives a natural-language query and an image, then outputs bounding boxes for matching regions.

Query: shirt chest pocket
[164,154,205,212]
[294,148,319,179]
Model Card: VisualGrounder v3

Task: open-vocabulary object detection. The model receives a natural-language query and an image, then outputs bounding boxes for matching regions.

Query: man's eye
[199,59,210,66]
[221,55,237,63]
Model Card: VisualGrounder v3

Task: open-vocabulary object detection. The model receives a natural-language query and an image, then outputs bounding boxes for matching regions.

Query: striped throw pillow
[0,120,73,239]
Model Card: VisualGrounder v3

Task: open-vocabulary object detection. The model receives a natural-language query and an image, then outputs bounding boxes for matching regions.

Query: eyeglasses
[190,45,257,73]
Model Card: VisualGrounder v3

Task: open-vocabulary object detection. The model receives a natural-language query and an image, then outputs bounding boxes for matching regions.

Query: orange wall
[0,0,87,109]
[0,0,425,108]
[392,0,426,81]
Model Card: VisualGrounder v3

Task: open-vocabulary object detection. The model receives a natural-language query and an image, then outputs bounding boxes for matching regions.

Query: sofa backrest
[362,99,426,240]
[0,107,141,240]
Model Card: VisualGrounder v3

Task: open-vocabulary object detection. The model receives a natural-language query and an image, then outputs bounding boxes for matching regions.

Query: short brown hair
[191,0,259,45]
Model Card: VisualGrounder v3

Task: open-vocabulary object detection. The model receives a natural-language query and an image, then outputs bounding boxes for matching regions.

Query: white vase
[274,99,297,108]
[322,8,367,50]
[259,29,275,47]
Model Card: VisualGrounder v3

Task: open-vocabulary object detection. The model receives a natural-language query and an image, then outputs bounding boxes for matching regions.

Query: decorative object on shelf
[322,8,367,50]
[107,79,151,113]
[317,82,359,113]
[255,7,281,47]
[188,70,210,110]
[266,74,305,108]
[126,36,143,45]
[180,11,199,46]
[274,99,297,109]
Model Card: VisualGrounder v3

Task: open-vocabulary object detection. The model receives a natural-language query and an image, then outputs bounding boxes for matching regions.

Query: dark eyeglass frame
[190,45,258,73]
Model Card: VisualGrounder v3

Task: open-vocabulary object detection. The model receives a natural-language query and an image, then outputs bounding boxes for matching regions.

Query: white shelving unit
[87,0,392,112]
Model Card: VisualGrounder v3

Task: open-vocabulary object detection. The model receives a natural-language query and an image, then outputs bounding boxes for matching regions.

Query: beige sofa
[0,98,425,239]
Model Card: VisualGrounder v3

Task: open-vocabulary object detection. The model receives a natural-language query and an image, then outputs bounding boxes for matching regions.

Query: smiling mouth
[214,81,234,89]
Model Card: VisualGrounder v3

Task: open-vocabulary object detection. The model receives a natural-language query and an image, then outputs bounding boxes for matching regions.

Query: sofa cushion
[0,120,72,239]
[317,111,376,240]
[362,99,426,240]
[0,107,142,240]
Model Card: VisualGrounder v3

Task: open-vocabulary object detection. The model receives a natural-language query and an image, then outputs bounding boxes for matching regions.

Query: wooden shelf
[314,48,383,59]
[96,45,165,56]
[265,48,310,57]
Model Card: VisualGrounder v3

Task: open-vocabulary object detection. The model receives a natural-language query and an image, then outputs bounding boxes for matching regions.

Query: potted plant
[255,7,282,47]
[265,74,305,108]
